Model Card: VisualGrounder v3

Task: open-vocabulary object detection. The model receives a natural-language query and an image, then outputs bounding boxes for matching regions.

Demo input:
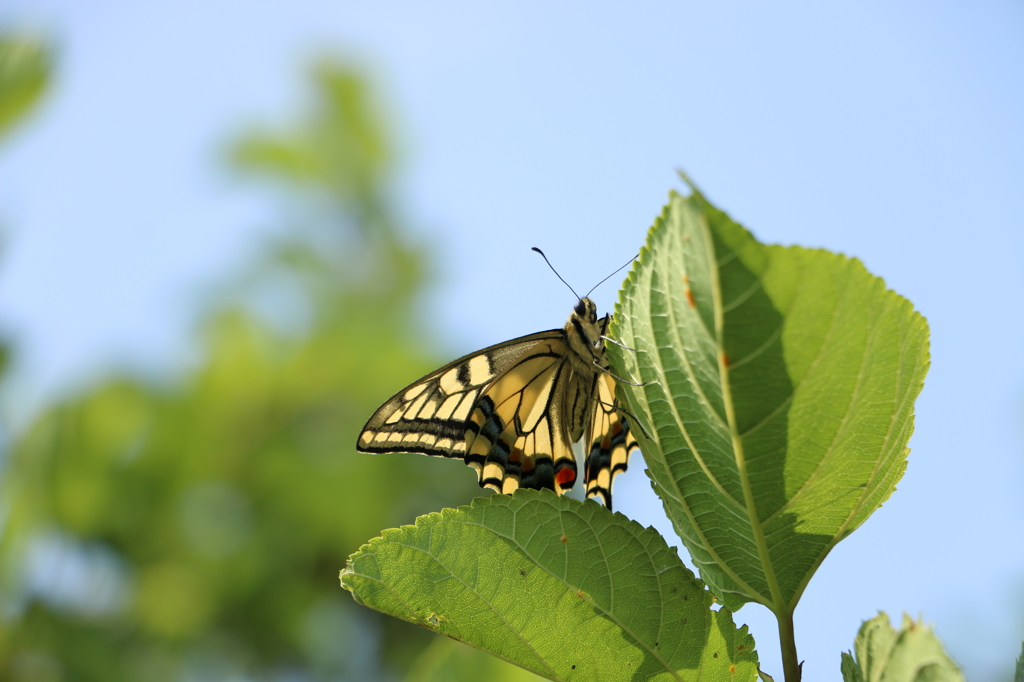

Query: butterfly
[356,272,640,510]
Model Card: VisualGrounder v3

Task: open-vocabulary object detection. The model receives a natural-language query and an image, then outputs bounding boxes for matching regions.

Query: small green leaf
[342,490,759,681]
[840,613,964,682]
[0,33,52,142]
[609,185,930,614]
[840,651,863,682]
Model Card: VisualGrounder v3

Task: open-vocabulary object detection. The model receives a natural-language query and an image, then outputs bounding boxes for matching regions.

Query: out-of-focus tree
[0,55,531,680]
[0,30,53,426]
[0,32,51,145]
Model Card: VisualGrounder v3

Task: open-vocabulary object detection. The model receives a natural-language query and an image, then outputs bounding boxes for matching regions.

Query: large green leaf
[839,613,964,682]
[608,185,930,614]
[342,490,759,681]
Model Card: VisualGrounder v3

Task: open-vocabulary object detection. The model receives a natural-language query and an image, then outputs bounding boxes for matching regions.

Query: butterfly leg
[591,357,645,388]
[592,395,652,441]
[600,335,637,353]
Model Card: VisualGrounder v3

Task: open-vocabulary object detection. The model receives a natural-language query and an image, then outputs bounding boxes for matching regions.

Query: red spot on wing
[555,467,576,487]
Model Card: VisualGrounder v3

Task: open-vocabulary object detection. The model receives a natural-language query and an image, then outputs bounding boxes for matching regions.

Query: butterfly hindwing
[357,297,639,509]
[465,348,578,495]
[583,372,638,509]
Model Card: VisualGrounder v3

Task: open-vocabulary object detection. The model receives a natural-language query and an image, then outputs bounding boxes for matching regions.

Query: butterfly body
[356,297,638,509]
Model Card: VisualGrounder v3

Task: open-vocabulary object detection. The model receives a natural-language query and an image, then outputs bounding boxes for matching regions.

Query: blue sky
[1,1,1022,678]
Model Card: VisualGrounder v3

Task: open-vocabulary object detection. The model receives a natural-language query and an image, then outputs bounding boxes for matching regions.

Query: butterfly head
[573,297,599,325]
[569,297,607,352]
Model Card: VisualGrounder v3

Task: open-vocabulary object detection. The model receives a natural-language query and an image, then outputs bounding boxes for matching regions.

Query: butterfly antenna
[585,253,638,299]
[532,247,581,300]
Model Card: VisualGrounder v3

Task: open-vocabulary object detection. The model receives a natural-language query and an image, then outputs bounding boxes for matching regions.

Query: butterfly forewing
[357,331,563,459]
[357,297,639,510]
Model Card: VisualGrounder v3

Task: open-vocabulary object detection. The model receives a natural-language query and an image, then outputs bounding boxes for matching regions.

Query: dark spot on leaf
[561,535,567,543]
[685,288,696,308]
[713,652,718,658]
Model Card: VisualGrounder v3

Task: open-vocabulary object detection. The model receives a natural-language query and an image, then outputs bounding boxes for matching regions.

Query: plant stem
[777,608,801,682]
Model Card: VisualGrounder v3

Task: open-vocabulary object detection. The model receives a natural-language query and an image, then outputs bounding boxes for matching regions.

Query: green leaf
[342,490,759,681]
[0,33,52,142]
[840,613,964,682]
[608,184,930,614]
[1015,641,1023,682]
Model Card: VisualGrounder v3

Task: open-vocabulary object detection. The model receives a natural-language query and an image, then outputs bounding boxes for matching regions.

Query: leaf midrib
[705,215,785,614]
[633,208,765,605]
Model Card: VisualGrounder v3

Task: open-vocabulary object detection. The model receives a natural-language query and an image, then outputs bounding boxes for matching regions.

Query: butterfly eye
[574,300,587,317]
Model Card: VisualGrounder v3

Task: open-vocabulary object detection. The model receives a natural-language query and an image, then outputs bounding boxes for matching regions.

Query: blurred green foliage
[0,29,50,426]
[0,32,52,144]
[0,54,523,680]
[403,636,540,682]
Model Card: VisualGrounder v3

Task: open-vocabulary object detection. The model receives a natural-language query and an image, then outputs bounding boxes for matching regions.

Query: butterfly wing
[359,299,639,508]
[582,353,639,511]
[463,344,578,495]
[357,329,578,495]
